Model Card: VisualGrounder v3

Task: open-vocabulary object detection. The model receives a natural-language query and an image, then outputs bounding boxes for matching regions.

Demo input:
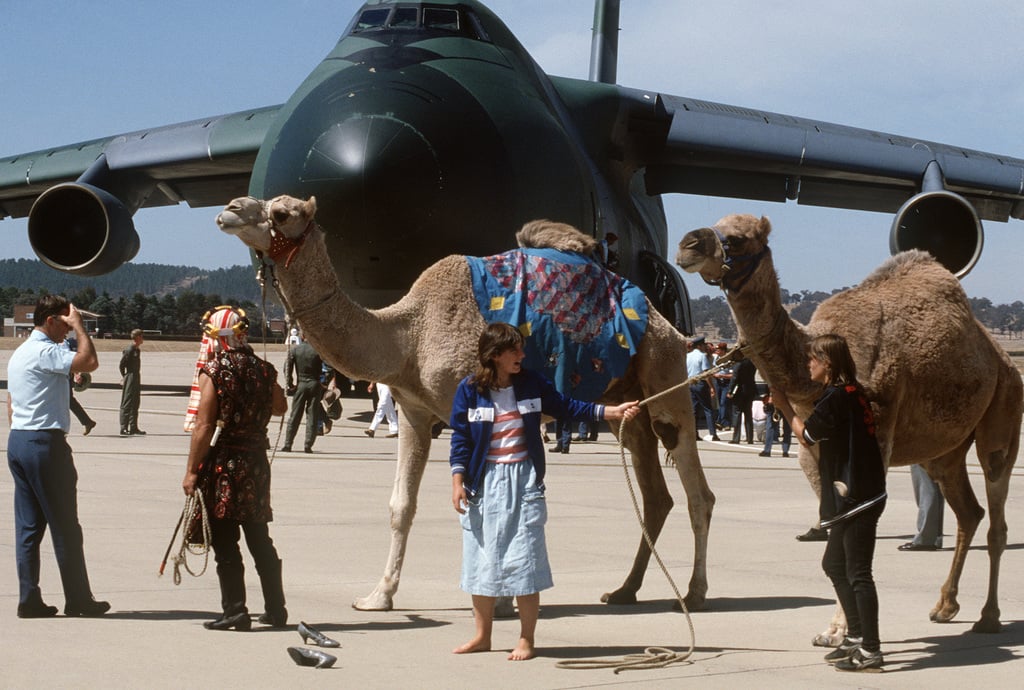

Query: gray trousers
[910,464,944,548]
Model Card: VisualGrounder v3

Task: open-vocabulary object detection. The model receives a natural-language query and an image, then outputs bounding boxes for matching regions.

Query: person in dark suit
[280,337,324,453]
[727,356,758,444]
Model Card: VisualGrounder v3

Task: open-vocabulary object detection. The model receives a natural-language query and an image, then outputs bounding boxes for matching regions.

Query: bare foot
[508,637,535,661]
[453,637,491,654]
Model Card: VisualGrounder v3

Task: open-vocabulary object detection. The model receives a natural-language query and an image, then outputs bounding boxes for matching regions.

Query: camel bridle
[699,226,769,294]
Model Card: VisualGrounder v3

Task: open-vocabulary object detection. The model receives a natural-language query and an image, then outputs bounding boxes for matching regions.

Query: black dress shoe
[758,451,771,457]
[782,452,790,458]
[203,611,252,631]
[120,429,131,436]
[298,621,341,647]
[279,446,292,452]
[258,608,289,627]
[64,599,111,617]
[287,646,337,669]
[898,542,939,552]
[548,445,563,453]
[303,447,313,453]
[17,601,58,618]
[131,429,146,435]
[796,527,829,542]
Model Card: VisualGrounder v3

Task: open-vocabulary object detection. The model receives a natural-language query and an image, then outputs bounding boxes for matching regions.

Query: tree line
[0,259,281,337]
[689,287,1024,341]
[3,258,1022,339]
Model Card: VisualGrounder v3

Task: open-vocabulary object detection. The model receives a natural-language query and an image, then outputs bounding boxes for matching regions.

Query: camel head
[217,195,318,266]
[217,196,272,251]
[675,214,772,291]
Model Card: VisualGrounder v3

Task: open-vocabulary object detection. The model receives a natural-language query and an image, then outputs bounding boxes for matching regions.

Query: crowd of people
[6,294,949,674]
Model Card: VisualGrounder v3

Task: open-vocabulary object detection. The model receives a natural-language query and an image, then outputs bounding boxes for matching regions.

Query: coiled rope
[159,490,212,585]
[556,343,746,673]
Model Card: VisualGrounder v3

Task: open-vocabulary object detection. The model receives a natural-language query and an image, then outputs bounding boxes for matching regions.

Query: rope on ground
[556,343,748,673]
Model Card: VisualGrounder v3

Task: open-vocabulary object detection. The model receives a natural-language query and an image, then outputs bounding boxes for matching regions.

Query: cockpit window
[422,8,458,32]
[355,8,390,30]
[348,4,483,40]
[391,7,418,28]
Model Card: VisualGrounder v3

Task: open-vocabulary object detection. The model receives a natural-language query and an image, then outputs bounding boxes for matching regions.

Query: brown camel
[217,194,716,612]
[676,214,1021,642]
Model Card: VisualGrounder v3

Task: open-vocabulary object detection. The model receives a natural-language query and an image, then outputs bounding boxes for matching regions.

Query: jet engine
[28,181,140,277]
[889,161,983,279]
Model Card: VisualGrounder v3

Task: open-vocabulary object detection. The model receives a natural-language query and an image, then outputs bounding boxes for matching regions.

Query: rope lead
[557,343,749,673]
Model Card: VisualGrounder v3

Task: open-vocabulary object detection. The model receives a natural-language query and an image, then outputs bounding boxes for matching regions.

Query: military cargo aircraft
[2,0,1022,330]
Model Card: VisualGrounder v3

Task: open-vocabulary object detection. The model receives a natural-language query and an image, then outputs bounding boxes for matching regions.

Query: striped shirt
[485,386,528,464]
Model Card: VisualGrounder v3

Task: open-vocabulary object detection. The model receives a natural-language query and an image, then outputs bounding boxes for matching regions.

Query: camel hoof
[494,596,516,618]
[929,603,960,623]
[352,592,394,612]
[600,589,638,605]
[667,589,708,610]
[672,592,707,612]
[812,632,843,648]
[971,617,1001,634]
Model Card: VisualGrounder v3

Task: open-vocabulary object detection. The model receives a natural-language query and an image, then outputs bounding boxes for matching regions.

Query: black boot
[205,562,250,631]
[256,558,287,627]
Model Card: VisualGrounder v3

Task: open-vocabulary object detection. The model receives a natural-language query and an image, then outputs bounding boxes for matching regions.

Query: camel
[676,213,1021,643]
[217,194,716,613]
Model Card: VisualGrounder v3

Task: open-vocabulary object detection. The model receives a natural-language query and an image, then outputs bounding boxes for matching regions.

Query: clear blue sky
[2,0,1022,303]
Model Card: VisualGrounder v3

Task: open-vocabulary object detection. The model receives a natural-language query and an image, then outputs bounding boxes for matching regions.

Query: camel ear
[755,216,772,241]
[306,196,317,216]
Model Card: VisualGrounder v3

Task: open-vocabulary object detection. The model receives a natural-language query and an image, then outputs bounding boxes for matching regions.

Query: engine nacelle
[28,182,140,276]
[889,190,983,278]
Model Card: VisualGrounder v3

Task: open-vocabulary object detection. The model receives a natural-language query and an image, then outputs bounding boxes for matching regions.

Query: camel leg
[969,384,1020,633]
[352,405,432,611]
[658,412,714,610]
[972,461,1011,633]
[600,407,675,605]
[926,442,984,624]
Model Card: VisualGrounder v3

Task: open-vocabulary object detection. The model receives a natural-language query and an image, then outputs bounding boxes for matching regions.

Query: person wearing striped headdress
[182,306,289,631]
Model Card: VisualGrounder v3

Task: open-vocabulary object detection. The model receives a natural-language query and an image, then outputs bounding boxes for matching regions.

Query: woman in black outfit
[773,334,887,673]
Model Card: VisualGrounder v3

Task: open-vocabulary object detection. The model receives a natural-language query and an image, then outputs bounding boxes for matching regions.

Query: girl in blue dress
[449,322,639,660]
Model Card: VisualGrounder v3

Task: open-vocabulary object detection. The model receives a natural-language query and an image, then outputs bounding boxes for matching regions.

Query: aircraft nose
[302,114,442,228]
[252,66,518,302]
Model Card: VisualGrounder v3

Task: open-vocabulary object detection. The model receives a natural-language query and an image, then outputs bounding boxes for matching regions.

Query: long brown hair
[808,333,858,387]
[473,322,524,393]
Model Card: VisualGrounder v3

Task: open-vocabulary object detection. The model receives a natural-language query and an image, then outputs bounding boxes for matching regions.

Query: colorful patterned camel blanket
[466,248,648,402]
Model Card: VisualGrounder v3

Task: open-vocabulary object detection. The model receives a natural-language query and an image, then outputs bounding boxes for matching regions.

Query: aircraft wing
[640,90,1024,223]
[0,105,281,219]
[553,77,1024,224]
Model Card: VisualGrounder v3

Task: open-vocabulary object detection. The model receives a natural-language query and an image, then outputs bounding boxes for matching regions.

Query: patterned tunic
[200,347,277,523]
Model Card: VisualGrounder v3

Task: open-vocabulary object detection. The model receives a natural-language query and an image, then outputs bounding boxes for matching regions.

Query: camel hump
[861,249,960,292]
[516,219,600,256]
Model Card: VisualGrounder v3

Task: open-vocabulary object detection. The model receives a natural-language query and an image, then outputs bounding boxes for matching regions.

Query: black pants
[70,393,93,427]
[821,500,885,652]
[210,518,282,615]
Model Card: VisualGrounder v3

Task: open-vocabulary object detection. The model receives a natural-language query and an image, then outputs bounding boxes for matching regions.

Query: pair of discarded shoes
[287,621,341,669]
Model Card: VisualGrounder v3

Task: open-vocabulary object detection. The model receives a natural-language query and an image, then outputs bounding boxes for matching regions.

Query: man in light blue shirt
[6,295,110,618]
[686,336,720,441]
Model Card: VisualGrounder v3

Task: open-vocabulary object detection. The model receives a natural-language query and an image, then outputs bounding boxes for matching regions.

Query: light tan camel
[676,213,1021,643]
[217,194,716,612]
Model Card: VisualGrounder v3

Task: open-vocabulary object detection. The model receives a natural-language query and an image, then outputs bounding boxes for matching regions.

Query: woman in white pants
[365,382,398,438]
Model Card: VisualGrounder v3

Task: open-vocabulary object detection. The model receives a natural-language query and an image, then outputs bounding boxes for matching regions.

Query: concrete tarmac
[1,349,1022,688]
